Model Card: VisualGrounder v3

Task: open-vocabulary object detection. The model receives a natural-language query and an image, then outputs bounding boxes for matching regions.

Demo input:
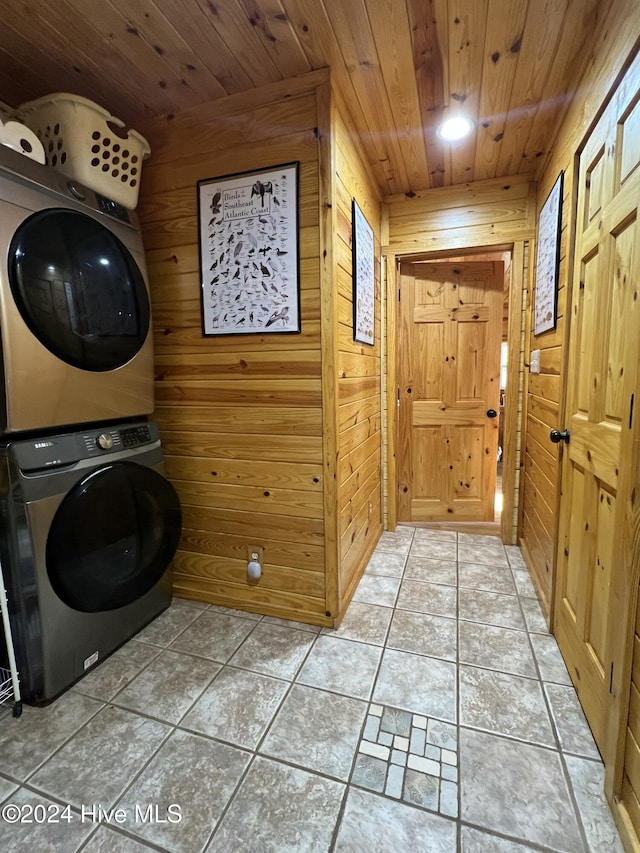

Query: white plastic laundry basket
[19,93,150,209]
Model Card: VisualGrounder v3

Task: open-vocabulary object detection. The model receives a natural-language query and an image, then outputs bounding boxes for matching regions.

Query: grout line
[344,528,412,799]
[506,548,595,853]
[327,780,350,852]
[455,532,462,830]
[250,623,321,757]
[17,696,109,788]
[458,819,571,853]
[185,618,329,848]
[205,627,353,846]
[202,751,257,850]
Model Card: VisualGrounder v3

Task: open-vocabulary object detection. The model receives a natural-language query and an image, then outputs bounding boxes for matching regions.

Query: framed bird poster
[352,199,375,345]
[197,161,301,335]
[534,171,563,336]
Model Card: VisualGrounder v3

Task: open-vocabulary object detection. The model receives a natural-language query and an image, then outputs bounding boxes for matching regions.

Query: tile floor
[0,528,626,852]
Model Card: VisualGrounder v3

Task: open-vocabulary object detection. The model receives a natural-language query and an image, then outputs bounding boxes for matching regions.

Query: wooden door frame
[384,241,526,545]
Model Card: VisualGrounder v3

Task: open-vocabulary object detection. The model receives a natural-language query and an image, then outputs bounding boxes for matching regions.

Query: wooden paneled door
[397,261,503,522]
[553,55,640,767]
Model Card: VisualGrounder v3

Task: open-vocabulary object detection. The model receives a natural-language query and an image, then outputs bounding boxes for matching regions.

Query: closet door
[553,52,640,768]
[397,261,503,522]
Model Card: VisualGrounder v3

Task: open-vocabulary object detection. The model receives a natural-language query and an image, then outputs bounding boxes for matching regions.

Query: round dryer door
[46,461,182,612]
[8,209,150,371]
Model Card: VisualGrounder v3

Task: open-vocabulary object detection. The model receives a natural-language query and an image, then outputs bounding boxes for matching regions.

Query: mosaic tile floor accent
[353,703,459,817]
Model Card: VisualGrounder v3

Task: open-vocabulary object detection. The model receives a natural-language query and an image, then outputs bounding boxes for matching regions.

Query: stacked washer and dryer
[0,142,181,705]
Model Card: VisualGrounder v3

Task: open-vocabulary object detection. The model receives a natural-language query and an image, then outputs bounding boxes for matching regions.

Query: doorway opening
[386,242,526,544]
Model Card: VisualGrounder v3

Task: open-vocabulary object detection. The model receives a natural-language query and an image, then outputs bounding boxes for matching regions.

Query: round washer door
[46,461,182,612]
[8,208,150,371]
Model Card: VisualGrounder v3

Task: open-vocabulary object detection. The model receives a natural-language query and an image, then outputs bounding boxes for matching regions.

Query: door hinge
[609,661,614,693]
[397,387,400,408]
[630,393,635,429]
[398,288,401,302]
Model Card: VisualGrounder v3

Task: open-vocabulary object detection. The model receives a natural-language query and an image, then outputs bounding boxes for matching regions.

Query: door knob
[486,409,497,418]
[550,429,570,444]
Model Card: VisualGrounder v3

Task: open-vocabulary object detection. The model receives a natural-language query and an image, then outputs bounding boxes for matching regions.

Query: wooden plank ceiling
[0,0,610,196]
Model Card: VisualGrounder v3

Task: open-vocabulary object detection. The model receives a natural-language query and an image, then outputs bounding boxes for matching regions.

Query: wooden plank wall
[382,175,536,537]
[385,173,536,255]
[519,202,564,614]
[333,96,383,613]
[521,0,640,618]
[137,71,332,626]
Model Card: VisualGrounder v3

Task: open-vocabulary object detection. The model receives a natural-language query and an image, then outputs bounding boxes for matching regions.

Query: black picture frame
[352,199,375,346]
[197,161,301,336]
[534,171,563,336]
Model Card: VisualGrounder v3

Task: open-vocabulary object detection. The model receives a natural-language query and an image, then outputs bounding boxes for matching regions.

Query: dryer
[0,144,154,434]
[0,420,181,704]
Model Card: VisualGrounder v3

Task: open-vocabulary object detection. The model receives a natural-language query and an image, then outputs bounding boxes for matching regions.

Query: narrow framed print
[534,171,563,336]
[197,162,300,335]
[352,199,375,345]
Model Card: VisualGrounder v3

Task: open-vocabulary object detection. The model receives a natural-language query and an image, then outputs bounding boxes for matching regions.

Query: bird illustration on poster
[198,162,300,336]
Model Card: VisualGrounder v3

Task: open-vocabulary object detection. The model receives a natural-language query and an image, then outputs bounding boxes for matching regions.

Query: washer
[0,420,181,704]
[0,144,154,434]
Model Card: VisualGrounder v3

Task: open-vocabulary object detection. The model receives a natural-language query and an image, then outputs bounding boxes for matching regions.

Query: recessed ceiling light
[437,116,474,141]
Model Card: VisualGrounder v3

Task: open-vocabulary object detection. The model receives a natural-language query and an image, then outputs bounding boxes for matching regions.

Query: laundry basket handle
[105,118,130,141]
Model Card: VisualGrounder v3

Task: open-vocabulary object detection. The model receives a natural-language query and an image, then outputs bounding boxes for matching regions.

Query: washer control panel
[84,423,153,454]
[10,421,158,472]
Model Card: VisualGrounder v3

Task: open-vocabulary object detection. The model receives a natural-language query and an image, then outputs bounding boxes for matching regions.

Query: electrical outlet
[247,545,264,562]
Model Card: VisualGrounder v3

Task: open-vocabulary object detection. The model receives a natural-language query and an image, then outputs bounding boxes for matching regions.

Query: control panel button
[96,433,114,450]
[96,193,131,223]
[67,181,86,201]
[121,425,151,447]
